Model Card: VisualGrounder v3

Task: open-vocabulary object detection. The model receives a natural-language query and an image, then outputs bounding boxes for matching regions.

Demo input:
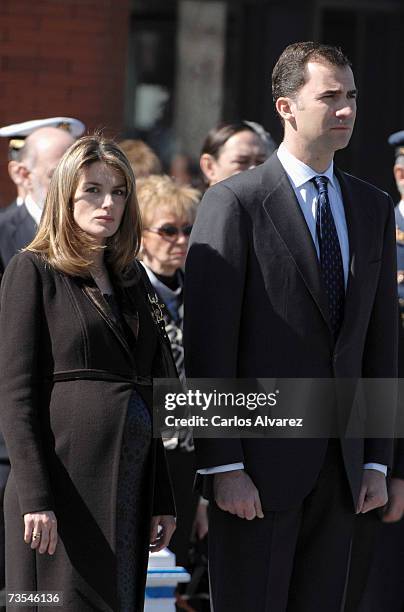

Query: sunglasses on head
[146,224,193,239]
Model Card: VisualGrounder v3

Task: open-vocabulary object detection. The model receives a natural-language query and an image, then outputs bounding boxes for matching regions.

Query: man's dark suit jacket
[0,200,36,463]
[184,153,397,511]
[0,201,36,278]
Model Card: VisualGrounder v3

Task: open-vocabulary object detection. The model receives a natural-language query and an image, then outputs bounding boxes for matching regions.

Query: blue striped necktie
[312,175,345,339]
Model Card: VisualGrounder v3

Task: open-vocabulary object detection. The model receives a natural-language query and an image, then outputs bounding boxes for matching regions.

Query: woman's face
[142,205,192,276]
[201,130,268,186]
[73,162,127,245]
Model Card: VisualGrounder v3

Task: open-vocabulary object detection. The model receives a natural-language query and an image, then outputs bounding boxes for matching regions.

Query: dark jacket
[184,153,398,511]
[0,201,36,277]
[0,251,176,611]
[0,201,36,462]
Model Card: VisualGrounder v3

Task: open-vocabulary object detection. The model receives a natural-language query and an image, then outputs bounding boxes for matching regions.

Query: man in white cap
[0,117,85,211]
[0,117,84,277]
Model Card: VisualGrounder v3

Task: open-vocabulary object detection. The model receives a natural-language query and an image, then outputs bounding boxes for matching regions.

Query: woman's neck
[90,254,113,295]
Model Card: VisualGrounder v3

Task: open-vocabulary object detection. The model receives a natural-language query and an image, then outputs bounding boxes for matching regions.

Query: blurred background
[0,0,403,205]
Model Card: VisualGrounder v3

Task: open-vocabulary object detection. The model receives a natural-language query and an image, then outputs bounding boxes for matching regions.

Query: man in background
[0,117,84,276]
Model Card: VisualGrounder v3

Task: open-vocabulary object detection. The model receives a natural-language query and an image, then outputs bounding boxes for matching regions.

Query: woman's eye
[86,187,98,193]
[113,189,126,196]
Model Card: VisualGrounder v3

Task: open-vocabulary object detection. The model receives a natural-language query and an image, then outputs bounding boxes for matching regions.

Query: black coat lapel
[116,283,140,341]
[79,277,135,360]
[261,156,333,335]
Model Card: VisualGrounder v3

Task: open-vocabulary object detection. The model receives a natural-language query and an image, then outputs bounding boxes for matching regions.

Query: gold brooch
[148,294,165,324]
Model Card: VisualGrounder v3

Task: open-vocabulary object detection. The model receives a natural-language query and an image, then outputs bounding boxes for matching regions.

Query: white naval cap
[0,117,86,159]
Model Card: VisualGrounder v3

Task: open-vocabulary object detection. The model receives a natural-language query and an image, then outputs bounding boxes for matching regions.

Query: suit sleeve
[152,438,176,516]
[362,194,397,467]
[0,253,54,514]
[184,183,248,470]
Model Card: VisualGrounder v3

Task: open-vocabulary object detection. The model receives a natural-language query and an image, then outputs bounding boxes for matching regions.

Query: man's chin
[330,129,353,148]
[333,136,353,152]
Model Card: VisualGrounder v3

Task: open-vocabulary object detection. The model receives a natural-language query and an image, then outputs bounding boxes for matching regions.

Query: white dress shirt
[198,144,386,477]
[276,143,349,286]
[24,194,42,226]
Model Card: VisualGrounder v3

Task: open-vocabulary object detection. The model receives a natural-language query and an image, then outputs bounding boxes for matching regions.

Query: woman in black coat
[0,135,176,611]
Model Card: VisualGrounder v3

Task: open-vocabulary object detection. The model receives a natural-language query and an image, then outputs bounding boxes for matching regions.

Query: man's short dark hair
[272,41,351,104]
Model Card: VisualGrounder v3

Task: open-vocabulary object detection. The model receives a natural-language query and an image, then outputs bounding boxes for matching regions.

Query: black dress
[104,294,152,612]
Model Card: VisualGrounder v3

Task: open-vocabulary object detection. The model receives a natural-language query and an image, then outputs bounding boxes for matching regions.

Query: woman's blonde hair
[27,134,142,278]
[136,174,200,228]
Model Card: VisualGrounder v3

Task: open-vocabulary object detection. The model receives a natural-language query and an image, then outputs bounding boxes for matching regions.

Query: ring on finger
[32,533,41,541]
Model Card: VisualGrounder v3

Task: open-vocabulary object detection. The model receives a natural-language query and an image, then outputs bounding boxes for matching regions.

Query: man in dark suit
[344,131,404,612]
[184,42,397,611]
[0,118,83,276]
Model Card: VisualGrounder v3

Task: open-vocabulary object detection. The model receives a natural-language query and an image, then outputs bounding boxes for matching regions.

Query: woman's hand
[149,515,176,553]
[23,511,58,555]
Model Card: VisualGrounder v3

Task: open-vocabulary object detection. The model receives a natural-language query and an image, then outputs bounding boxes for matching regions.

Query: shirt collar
[399,200,404,219]
[141,262,182,298]
[24,194,42,226]
[277,142,336,191]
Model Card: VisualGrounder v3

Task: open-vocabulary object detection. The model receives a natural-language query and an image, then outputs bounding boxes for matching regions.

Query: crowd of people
[0,40,403,612]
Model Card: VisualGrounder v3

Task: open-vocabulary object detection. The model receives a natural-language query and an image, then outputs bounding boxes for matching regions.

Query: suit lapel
[261,156,333,335]
[334,169,369,352]
[261,157,375,349]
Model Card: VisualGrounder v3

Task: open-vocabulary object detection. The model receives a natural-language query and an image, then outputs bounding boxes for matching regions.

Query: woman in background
[199,120,276,187]
[137,174,199,384]
[136,175,204,585]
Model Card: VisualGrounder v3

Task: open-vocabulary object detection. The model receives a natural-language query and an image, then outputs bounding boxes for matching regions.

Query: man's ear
[200,153,217,184]
[15,162,31,190]
[7,160,23,186]
[275,97,295,123]
[394,164,404,187]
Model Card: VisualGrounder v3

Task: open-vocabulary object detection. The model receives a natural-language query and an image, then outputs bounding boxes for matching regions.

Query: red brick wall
[0,0,131,207]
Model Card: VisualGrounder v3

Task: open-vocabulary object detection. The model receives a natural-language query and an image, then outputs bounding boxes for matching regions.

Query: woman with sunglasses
[137,174,199,381]
[136,174,201,575]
